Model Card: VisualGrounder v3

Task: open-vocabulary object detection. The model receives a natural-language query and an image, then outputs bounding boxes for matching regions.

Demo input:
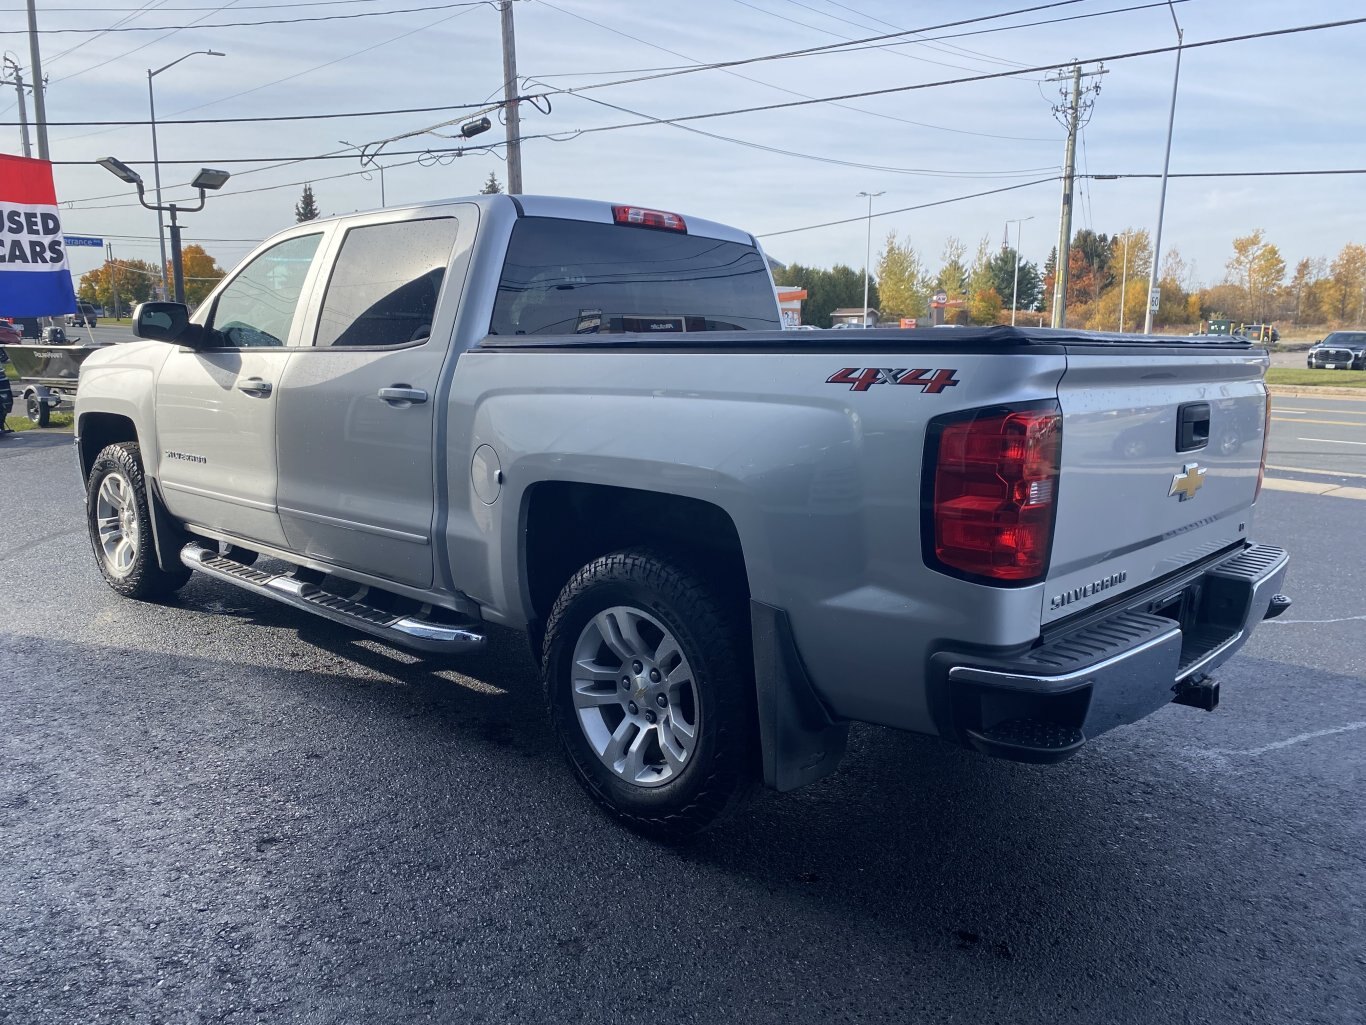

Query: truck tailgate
[1044,348,1268,624]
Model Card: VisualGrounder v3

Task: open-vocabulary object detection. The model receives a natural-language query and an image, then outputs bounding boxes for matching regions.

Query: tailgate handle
[1176,402,1210,452]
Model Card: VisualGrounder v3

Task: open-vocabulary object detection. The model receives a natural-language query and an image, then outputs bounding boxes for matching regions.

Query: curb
[1267,385,1366,399]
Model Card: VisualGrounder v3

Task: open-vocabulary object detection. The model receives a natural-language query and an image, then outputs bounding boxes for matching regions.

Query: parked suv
[1306,332,1366,369]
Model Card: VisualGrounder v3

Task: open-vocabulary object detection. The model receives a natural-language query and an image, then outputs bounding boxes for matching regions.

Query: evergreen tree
[480,172,504,195]
[295,183,320,222]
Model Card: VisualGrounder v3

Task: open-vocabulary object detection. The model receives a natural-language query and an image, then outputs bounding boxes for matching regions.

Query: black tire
[26,394,50,427]
[542,548,756,839]
[86,441,192,600]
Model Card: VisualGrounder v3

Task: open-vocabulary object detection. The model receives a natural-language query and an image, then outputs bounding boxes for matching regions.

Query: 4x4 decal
[826,367,960,393]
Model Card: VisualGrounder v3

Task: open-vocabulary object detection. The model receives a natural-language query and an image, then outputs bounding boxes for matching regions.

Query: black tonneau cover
[475,325,1259,354]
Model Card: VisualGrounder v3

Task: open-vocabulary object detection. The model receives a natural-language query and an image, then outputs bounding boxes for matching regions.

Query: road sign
[63,235,104,247]
[1149,287,1161,313]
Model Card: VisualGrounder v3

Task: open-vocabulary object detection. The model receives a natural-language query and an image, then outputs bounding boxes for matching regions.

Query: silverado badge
[1169,462,1207,502]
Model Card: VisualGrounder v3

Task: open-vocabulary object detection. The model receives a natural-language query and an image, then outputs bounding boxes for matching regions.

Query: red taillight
[1255,389,1271,502]
[611,205,687,233]
[929,405,1062,583]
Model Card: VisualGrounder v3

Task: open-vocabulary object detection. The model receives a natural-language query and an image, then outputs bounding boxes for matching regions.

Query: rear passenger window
[314,218,459,347]
[489,217,780,336]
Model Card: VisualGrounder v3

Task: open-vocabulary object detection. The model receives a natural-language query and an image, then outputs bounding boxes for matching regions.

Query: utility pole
[25,0,49,160]
[106,243,121,321]
[1144,1,1183,335]
[500,0,523,194]
[2,57,32,158]
[1046,62,1106,328]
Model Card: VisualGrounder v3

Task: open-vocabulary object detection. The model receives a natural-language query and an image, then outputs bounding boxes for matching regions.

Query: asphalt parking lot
[1,426,1363,1024]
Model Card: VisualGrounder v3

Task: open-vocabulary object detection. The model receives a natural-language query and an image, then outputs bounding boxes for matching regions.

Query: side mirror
[133,302,191,344]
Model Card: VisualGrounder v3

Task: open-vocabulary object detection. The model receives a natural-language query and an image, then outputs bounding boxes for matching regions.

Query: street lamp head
[191,167,231,191]
[97,156,143,185]
[206,50,226,57]
[857,190,886,198]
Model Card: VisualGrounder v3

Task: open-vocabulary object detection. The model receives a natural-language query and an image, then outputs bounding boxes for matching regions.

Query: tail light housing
[923,402,1062,584]
[1255,388,1271,502]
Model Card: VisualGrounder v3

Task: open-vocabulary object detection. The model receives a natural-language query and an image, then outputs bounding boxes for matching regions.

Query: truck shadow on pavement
[7,575,1356,1022]
[176,580,1361,959]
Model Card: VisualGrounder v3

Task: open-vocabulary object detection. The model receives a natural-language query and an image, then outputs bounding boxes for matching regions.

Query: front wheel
[86,441,191,599]
[542,549,756,839]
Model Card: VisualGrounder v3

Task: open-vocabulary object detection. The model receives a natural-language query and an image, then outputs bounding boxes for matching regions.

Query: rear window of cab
[489,216,779,336]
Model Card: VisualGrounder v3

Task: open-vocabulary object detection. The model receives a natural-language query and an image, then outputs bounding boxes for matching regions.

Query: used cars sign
[0,153,77,317]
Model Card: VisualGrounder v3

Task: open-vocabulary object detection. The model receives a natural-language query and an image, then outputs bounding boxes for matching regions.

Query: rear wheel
[542,548,756,839]
[86,441,191,599]
[26,394,50,427]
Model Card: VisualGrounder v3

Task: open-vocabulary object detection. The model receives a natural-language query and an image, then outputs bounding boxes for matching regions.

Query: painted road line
[1261,478,1366,499]
[1272,417,1366,426]
[1298,436,1366,446]
[1275,407,1366,417]
[1267,464,1366,479]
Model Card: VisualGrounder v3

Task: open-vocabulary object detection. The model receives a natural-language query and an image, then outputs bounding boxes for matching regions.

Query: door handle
[378,386,429,405]
[237,377,273,397]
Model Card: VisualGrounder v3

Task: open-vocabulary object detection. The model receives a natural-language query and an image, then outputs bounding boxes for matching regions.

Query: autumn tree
[1226,229,1284,322]
[295,183,320,222]
[166,245,226,307]
[1328,242,1366,323]
[78,258,160,315]
[967,287,1003,325]
[479,171,503,195]
[935,236,968,300]
[875,231,929,320]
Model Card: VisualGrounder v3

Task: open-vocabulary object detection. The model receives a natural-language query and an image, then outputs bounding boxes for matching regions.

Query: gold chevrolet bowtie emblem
[1169,462,1207,502]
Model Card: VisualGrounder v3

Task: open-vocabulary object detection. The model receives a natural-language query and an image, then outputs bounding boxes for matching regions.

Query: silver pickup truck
[75,194,1290,837]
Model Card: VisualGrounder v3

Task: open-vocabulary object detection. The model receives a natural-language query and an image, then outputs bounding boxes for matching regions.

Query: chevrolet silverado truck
[74,195,1290,836]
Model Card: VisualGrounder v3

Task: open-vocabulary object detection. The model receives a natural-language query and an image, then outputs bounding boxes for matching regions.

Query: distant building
[774,286,808,328]
[830,307,880,327]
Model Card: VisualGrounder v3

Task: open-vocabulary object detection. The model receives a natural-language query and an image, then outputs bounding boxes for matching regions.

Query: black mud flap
[750,601,849,792]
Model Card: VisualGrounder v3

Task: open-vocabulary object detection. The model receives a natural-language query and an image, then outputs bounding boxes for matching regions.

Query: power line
[5,96,516,126]
[757,179,1061,239]
[2,0,495,33]
[544,0,1189,98]
[535,15,1366,136]
[811,0,1035,69]
[9,0,410,9]
[532,0,1054,143]
[50,2,483,141]
[553,88,1059,180]
[732,0,1037,78]
[48,1,241,84]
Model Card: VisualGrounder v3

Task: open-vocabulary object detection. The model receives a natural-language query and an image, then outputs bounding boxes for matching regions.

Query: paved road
[1266,392,1366,483]
[1,439,1363,1025]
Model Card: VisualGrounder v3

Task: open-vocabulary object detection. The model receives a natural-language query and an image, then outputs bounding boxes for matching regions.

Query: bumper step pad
[964,719,1084,764]
[181,544,485,654]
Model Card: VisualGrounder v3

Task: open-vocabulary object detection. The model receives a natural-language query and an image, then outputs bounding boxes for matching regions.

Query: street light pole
[1119,232,1131,332]
[1144,2,1182,335]
[148,50,225,298]
[1006,215,1034,327]
[858,190,884,328]
[97,158,231,306]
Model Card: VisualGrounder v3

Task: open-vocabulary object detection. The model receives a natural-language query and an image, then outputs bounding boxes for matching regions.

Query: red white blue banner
[0,153,77,317]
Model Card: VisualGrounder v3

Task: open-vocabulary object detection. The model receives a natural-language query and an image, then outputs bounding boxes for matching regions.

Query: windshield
[1322,333,1366,346]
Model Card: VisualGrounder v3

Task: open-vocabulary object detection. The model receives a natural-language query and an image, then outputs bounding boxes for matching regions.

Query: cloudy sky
[8,0,1365,287]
